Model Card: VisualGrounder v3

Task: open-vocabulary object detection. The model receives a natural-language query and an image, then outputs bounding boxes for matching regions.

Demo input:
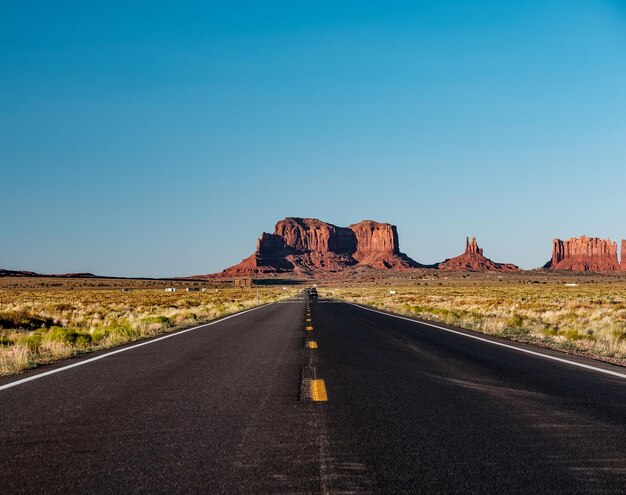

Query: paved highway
[1,296,625,494]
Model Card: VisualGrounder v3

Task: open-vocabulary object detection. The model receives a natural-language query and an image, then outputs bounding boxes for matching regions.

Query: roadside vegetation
[0,286,293,376]
[327,281,626,364]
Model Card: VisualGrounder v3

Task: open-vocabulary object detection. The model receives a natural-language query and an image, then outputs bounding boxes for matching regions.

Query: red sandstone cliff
[544,236,620,272]
[218,217,423,276]
[437,237,520,272]
[349,221,417,269]
[214,223,626,277]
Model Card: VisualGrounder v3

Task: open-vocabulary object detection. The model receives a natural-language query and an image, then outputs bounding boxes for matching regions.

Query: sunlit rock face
[220,217,423,276]
[437,237,520,272]
[545,236,620,272]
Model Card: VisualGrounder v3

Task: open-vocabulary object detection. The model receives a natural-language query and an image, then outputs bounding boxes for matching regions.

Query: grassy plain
[0,277,294,376]
[3,272,625,376]
[323,274,626,365]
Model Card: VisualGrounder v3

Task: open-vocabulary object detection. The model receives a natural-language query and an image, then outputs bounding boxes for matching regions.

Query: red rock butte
[437,237,520,272]
[218,217,424,276]
[210,221,626,278]
[544,236,622,272]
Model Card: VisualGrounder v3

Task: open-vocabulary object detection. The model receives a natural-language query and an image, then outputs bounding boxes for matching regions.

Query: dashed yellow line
[310,379,328,401]
[300,302,326,402]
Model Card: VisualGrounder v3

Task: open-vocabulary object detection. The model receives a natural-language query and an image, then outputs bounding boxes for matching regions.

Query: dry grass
[325,280,626,363]
[0,286,294,375]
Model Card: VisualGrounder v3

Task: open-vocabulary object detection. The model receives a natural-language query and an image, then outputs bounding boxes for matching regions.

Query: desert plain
[1,271,625,376]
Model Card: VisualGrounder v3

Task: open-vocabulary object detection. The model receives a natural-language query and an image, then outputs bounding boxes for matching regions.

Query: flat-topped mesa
[0,269,98,278]
[622,240,626,272]
[257,232,286,255]
[273,218,356,254]
[437,236,520,272]
[218,217,423,276]
[218,232,293,276]
[350,221,399,258]
[545,236,620,272]
[348,220,419,269]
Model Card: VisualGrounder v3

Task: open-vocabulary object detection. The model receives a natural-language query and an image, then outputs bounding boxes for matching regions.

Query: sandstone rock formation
[544,236,620,272]
[621,240,626,273]
[349,220,417,269]
[437,237,520,272]
[219,217,423,276]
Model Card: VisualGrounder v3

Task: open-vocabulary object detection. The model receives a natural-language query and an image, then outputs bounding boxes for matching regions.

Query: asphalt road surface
[1,297,626,494]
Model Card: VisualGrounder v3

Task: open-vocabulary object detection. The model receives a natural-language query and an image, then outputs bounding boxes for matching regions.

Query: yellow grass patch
[0,286,295,376]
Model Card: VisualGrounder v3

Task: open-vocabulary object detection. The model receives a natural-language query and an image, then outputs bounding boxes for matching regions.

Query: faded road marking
[310,379,328,401]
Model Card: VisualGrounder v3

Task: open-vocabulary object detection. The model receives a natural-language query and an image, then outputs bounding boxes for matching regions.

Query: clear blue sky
[2,1,626,277]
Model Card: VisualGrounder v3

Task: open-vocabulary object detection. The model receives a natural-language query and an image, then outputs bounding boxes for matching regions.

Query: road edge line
[347,302,626,380]
[0,303,273,392]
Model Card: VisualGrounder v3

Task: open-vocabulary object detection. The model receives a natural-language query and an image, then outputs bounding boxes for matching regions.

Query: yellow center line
[310,379,328,401]
[307,340,318,349]
[305,325,313,331]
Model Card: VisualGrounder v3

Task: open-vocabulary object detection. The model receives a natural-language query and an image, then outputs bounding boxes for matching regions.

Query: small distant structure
[186,287,200,292]
[389,290,396,295]
[565,283,578,287]
[233,278,253,287]
[165,287,177,292]
[121,288,132,292]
